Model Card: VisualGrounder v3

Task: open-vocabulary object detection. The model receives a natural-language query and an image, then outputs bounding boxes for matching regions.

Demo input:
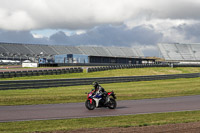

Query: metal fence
[0,67,83,78]
[0,73,199,90]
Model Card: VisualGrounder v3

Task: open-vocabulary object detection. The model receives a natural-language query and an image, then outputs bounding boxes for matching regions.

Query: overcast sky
[1,0,200,56]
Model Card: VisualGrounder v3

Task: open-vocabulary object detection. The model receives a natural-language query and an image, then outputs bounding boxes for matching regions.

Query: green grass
[1,67,200,80]
[0,67,200,132]
[1,77,200,105]
[1,110,200,133]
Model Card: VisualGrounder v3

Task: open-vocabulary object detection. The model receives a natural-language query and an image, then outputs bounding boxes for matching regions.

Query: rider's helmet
[93,82,99,89]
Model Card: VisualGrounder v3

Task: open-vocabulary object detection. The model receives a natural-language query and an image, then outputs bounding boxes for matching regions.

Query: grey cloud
[0,30,49,44]
[174,23,200,42]
[1,0,200,31]
[0,25,163,47]
[0,25,163,56]
[49,31,70,44]
[0,0,136,30]
[2,23,200,56]
[49,25,163,47]
[159,1,200,20]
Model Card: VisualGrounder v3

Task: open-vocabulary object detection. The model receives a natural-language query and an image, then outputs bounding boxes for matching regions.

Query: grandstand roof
[158,43,200,61]
[0,42,144,58]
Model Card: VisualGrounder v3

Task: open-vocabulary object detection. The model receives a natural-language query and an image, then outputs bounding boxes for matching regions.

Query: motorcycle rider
[92,82,109,104]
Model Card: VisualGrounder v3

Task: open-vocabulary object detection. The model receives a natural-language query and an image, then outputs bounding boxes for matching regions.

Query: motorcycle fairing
[93,98,101,107]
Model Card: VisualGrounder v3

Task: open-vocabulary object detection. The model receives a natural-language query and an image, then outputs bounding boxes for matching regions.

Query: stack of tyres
[37,70,43,76]
[52,70,57,75]
[43,70,48,75]
[3,72,10,78]
[21,71,28,77]
[27,71,33,76]
[56,69,61,75]
[69,68,73,73]
[16,71,22,77]
[47,70,53,75]
[9,72,16,78]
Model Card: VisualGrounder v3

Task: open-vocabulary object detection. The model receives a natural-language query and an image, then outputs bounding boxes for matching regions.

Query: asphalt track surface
[1,95,200,122]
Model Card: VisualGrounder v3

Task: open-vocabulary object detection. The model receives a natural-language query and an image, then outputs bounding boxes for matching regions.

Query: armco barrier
[0,73,199,90]
[0,67,83,78]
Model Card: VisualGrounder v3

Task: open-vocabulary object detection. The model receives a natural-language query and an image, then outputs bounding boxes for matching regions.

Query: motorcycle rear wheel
[108,98,117,109]
[85,100,95,110]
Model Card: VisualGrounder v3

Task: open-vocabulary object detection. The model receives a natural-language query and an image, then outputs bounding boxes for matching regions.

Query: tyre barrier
[0,73,199,90]
[0,67,83,78]
[87,64,200,73]
[87,64,169,73]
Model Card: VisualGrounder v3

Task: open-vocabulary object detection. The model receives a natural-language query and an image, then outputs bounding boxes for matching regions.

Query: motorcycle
[85,90,117,110]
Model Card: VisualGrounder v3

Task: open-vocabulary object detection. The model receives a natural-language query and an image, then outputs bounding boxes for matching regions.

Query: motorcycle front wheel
[108,98,117,109]
[85,100,95,110]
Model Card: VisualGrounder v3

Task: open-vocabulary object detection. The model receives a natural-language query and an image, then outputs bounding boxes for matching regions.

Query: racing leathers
[92,85,109,104]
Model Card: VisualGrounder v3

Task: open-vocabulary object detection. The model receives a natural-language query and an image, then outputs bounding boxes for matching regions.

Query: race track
[1,95,200,122]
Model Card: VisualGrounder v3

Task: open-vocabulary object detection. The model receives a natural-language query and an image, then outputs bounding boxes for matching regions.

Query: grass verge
[0,77,200,105]
[0,110,200,133]
[1,67,200,80]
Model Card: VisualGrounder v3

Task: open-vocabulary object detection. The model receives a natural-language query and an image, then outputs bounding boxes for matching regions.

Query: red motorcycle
[85,90,117,110]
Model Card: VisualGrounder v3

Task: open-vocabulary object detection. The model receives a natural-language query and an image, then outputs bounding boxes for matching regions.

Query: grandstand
[158,43,200,61]
[0,42,154,65]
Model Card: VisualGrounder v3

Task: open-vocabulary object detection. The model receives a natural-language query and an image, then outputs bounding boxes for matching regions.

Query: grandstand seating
[50,45,71,55]
[0,45,8,53]
[18,44,34,55]
[190,44,200,60]
[39,45,58,55]
[25,44,45,55]
[0,42,144,62]
[66,46,82,54]
[158,43,200,61]
[120,47,138,57]
[106,47,126,57]
[92,47,112,57]
[78,46,99,56]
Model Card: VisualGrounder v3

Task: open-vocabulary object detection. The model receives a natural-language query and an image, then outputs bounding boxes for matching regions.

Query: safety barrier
[87,64,168,73]
[87,64,200,73]
[0,73,199,90]
[0,67,83,78]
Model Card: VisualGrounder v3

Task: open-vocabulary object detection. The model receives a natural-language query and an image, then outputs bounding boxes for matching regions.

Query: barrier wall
[87,64,168,73]
[0,64,199,78]
[87,64,200,73]
[0,67,83,78]
[0,73,199,90]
